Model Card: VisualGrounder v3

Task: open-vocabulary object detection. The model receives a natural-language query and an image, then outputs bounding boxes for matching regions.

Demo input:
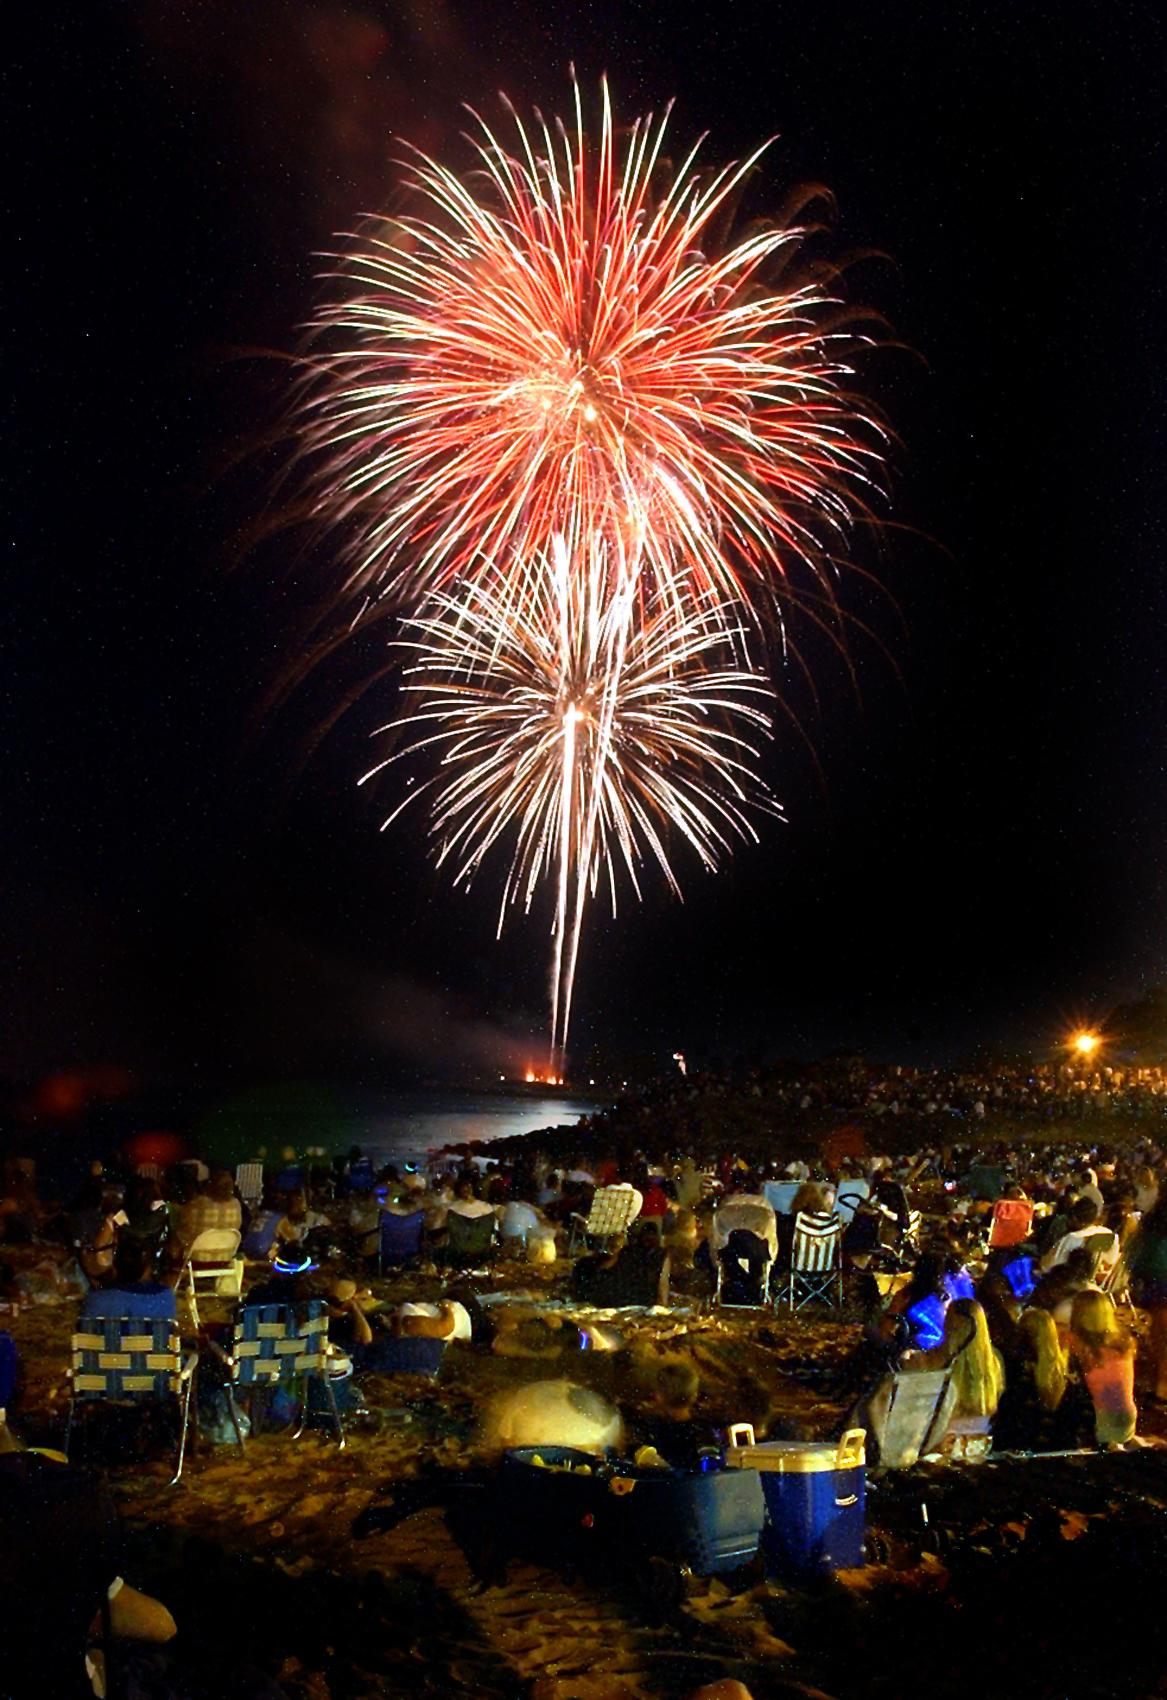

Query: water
[193,1083,596,1171]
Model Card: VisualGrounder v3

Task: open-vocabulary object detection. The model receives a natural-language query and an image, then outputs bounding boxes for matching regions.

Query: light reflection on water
[358,1091,594,1165]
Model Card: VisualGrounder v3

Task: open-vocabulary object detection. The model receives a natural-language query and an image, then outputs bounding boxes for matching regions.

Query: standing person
[1127,1192,1167,1402]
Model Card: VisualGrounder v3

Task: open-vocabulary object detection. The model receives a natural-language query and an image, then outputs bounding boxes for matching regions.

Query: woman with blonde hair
[917,1298,1005,1459]
[1069,1289,1138,1447]
[944,1298,1005,1420]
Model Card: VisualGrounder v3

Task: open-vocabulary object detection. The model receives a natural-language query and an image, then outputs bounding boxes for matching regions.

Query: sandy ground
[7,1261,1167,1699]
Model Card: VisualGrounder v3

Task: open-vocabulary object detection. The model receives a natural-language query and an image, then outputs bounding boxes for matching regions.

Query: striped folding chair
[230,1301,344,1449]
[65,1316,197,1484]
[783,1210,844,1310]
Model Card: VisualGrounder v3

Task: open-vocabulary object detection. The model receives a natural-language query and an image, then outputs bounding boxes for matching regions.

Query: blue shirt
[80,1283,177,1323]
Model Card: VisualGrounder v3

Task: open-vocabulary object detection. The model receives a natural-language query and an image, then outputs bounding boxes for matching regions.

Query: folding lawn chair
[65,1316,197,1484]
[782,1210,844,1310]
[715,1228,773,1307]
[877,1367,953,1468]
[178,1228,243,1329]
[988,1197,1034,1249]
[378,1209,425,1272]
[567,1185,639,1252]
[444,1209,498,1266]
[228,1300,344,1449]
[234,1162,265,1209]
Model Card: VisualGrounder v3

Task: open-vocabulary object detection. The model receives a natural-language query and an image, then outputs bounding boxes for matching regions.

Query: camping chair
[444,1209,498,1266]
[1100,1244,1136,1315]
[228,1300,344,1449]
[782,1211,844,1309]
[65,1317,197,1484]
[178,1228,243,1330]
[715,1228,774,1308]
[987,1197,1034,1249]
[378,1209,425,1272]
[567,1185,640,1252]
[235,1162,265,1210]
[876,1367,953,1468]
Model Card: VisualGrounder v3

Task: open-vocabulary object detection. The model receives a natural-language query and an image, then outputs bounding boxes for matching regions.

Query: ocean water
[193,1083,596,1171]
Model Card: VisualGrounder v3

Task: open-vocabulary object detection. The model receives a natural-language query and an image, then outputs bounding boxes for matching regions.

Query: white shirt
[498,1200,545,1241]
[398,1300,473,1340]
[1042,1223,1117,1277]
[447,1197,496,1219]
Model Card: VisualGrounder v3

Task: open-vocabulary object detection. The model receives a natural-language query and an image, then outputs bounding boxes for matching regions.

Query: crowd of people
[5,1111,1167,1698]
[559,1055,1167,1165]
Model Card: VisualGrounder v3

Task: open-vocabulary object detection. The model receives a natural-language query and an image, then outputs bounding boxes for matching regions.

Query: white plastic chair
[179,1228,243,1328]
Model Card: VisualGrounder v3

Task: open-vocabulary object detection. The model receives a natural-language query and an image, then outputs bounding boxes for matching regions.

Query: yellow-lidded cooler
[725,1425,866,1576]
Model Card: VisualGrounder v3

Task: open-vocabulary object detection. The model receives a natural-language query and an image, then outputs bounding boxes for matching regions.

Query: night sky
[7,1,1167,1085]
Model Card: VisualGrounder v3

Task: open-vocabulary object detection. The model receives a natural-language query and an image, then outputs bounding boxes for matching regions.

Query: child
[1069,1289,1137,1448]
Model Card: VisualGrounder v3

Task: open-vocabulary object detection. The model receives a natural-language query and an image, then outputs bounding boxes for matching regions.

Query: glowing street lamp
[1072,1031,1100,1058]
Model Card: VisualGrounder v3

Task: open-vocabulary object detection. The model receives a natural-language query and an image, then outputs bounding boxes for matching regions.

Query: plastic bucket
[725,1425,866,1577]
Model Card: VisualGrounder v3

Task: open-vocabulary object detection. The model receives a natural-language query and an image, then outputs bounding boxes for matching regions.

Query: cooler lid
[724,1425,866,1474]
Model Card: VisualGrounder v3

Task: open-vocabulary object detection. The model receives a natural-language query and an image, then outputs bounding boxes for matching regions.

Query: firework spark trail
[361,534,780,1057]
[294,81,884,645]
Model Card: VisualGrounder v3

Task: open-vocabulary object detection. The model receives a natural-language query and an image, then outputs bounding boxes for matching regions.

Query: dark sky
[7,1,1167,1084]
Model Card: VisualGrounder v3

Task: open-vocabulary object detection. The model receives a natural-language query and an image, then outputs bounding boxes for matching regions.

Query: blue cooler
[725,1425,866,1579]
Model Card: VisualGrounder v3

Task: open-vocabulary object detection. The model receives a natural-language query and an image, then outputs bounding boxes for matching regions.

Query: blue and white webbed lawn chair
[65,1316,197,1484]
[228,1300,345,1449]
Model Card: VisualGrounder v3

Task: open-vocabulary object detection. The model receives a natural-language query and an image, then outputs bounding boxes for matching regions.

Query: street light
[1072,1031,1100,1058]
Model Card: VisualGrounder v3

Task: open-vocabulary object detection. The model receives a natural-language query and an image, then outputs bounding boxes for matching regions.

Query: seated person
[177,1167,243,1254]
[324,1277,375,1358]
[490,1306,570,1359]
[712,1178,777,1264]
[629,1356,722,1469]
[497,1194,552,1248]
[273,1187,329,1256]
[717,1227,771,1305]
[916,1297,1005,1455]
[445,1177,497,1222]
[1069,1289,1138,1448]
[242,1241,319,1308]
[883,1254,950,1350]
[393,1297,474,1340]
[79,1238,177,1323]
[0,1432,178,1700]
[852,1297,1003,1463]
[993,1305,1091,1452]
[70,1180,127,1287]
[571,1222,670,1307]
[1028,1247,1101,1337]
[1038,1197,1118,1279]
